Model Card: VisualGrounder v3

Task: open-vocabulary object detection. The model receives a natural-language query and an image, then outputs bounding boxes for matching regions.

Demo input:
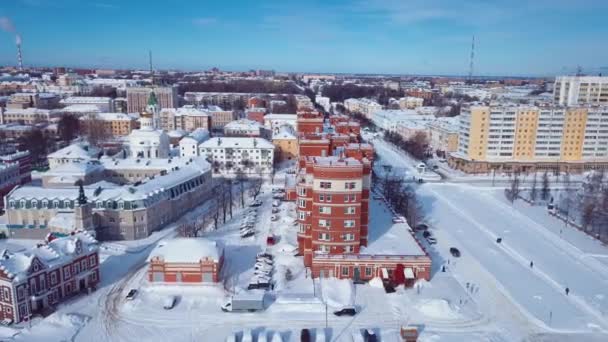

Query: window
[298,199,306,208]
[64,266,71,279]
[365,267,372,277]
[341,266,349,276]
[344,220,355,228]
[299,224,306,233]
[320,182,331,189]
[344,245,354,253]
[343,233,355,241]
[345,182,356,189]
[2,288,9,301]
[298,211,306,220]
[91,271,98,282]
[50,272,57,285]
[81,259,88,270]
[319,233,330,241]
[73,262,81,275]
[319,219,330,228]
[319,194,324,202]
[89,255,96,267]
[17,287,24,300]
[345,207,356,214]
[319,206,331,214]
[297,187,306,196]
[319,245,330,253]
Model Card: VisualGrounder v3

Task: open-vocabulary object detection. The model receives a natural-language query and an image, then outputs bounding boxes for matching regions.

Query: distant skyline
[1,0,608,76]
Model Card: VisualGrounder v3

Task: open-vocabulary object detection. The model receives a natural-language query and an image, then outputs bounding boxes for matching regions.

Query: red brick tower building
[296,156,371,267]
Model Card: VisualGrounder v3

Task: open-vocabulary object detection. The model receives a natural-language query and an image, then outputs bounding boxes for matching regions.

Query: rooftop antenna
[16,35,23,71]
[468,35,475,81]
[149,50,155,85]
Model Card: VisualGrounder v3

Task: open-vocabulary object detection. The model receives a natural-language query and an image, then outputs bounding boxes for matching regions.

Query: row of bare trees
[376,169,423,227]
[178,175,264,237]
[384,131,431,161]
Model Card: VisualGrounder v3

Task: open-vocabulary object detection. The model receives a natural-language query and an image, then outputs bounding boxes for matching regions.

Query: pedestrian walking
[565,287,570,296]
[530,261,534,268]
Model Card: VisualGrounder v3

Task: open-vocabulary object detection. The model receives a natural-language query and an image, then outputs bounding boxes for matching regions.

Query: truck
[221,292,266,312]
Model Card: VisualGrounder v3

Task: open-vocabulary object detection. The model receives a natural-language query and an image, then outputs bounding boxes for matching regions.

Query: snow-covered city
[1,2,608,341]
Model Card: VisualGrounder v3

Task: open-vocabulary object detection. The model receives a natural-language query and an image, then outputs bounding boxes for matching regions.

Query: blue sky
[1,0,607,76]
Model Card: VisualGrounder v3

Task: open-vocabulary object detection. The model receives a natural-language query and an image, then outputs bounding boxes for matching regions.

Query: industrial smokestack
[16,34,23,71]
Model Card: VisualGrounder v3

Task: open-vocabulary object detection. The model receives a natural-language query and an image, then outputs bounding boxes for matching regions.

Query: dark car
[450,247,461,257]
[363,329,377,342]
[257,252,274,260]
[415,223,429,231]
[300,328,311,342]
[422,230,431,238]
[125,289,138,300]
[334,307,357,316]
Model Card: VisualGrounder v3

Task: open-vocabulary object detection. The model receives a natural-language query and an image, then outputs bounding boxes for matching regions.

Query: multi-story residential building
[294,94,314,110]
[295,156,371,266]
[208,107,237,131]
[79,113,138,137]
[224,119,263,137]
[147,238,223,283]
[179,129,210,158]
[315,96,331,112]
[159,106,211,132]
[427,117,460,155]
[0,108,61,125]
[343,98,382,119]
[0,163,20,209]
[0,151,32,185]
[554,76,608,106]
[264,114,298,134]
[6,93,60,110]
[126,86,178,113]
[60,97,114,112]
[398,97,424,110]
[0,231,100,324]
[245,107,266,124]
[198,137,275,176]
[272,127,298,162]
[450,104,608,173]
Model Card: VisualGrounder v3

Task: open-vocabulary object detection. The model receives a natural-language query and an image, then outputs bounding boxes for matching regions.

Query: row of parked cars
[227,327,378,342]
[248,252,275,290]
[241,207,259,238]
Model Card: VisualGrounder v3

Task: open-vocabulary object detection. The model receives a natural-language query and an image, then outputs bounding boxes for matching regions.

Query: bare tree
[82,113,110,147]
[541,171,551,201]
[249,178,264,201]
[530,173,538,203]
[506,172,520,204]
[235,170,247,208]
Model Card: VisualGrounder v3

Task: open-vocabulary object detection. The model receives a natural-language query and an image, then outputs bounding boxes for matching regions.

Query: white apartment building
[198,137,275,176]
[60,97,114,112]
[315,96,331,112]
[343,98,382,119]
[179,128,210,158]
[554,76,608,106]
[399,97,424,109]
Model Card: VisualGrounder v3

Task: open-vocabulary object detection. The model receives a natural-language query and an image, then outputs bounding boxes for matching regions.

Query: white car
[272,200,280,207]
[163,295,177,310]
[242,329,253,342]
[271,215,279,221]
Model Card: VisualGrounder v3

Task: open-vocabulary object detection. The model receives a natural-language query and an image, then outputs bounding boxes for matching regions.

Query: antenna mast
[149,50,154,85]
[468,35,475,81]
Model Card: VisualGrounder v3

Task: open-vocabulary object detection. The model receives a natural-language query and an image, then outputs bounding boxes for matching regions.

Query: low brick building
[147,238,223,283]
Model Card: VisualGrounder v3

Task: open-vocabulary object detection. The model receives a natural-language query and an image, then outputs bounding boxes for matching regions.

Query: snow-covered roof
[59,105,101,113]
[44,160,104,177]
[224,119,263,131]
[47,144,99,161]
[180,128,210,144]
[264,114,297,120]
[160,106,210,117]
[0,231,98,281]
[61,96,111,104]
[93,113,134,121]
[200,137,274,149]
[148,238,222,263]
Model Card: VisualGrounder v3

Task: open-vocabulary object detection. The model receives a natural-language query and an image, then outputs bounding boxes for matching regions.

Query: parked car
[272,200,280,207]
[422,231,432,238]
[270,332,283,342]
[256,256,273,264]
[272,207,280,214]
[258,331,268,342]
[240,229,255,238]
[257,252,274,260]
[255,264,273,272]
[300,328,311,342]
[225,333,237,342]
[126,289,138,300]
[362,329,377,342]
[415,223,429,231]
[248,281,272,290]
[392,216,405,223]
[426,237,437,244]
[449,247,461,257]
[249,200,263,207]
[267,235,277,245]
[333,307,357,316]
[163,295,177,310]
[271,215,279,221]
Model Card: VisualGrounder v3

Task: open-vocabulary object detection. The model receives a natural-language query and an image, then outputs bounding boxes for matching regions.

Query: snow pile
[14,313,89,342]
[414,299,461,320]
[368,277,384,289]
[321,278,354,308]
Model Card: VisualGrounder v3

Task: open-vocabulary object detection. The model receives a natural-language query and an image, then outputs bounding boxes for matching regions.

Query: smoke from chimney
[0,17,23,70]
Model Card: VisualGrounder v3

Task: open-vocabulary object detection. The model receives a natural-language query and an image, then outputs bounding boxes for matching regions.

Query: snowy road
[419,183,608,332]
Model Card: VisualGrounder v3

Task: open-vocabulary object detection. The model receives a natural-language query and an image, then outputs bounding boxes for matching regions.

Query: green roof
[148,91,158,106]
